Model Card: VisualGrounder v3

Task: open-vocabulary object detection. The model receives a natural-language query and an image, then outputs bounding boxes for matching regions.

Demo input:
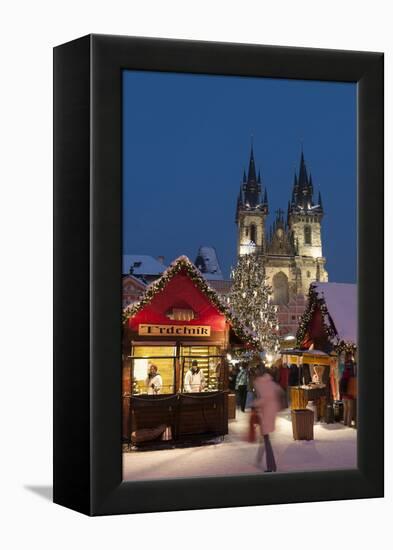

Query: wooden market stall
[294,282,358,425]
[122,256,257,447]
[281,348,333,420]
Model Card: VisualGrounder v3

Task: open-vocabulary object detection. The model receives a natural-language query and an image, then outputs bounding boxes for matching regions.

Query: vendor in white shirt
[145,364,163,395]
[184,360,205,392]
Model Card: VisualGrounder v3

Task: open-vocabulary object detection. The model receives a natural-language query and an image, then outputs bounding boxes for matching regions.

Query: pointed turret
[309,173,314,194]
[237,186,242,205]
[243,169,246,183]
[257,170,261,183]
[247,144,257,182]
[235,186,243,223]
[318,190,323,212]
[263,188,268,206]
[291,172,298,205]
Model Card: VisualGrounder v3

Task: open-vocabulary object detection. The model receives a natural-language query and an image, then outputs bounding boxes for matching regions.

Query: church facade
[236,145,328,336]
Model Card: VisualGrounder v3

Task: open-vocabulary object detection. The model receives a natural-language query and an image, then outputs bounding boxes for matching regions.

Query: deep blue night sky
[123,71,356,283]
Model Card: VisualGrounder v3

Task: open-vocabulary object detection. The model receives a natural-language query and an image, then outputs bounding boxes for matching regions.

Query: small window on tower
[304,225,312,245]
[307,271,311,277]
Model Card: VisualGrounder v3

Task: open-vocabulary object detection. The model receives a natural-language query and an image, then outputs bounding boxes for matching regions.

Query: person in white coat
[145,364,163,395]
[253,366,281,472]
[184,360,205,392]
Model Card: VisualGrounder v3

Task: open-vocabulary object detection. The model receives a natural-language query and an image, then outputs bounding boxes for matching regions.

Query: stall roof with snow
[297,282,357,352]
[123,255,259,349]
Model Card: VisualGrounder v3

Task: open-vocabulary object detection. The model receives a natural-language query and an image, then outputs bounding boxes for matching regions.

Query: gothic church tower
[236,144,268,257]
[286,151,328,295]
[235,145,328,335]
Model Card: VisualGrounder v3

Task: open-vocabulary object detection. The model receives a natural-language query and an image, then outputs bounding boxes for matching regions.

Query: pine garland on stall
[122,255,260,349]
[228,254,280,355]
[296,283,356,353]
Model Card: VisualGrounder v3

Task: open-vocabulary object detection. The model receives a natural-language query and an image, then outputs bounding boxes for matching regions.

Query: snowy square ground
[122,409,357,481]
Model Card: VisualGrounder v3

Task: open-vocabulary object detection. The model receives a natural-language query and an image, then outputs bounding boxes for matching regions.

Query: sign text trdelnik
[138,324,211,337]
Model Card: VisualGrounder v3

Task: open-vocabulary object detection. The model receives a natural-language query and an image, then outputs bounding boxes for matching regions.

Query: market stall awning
[281,348,332,366]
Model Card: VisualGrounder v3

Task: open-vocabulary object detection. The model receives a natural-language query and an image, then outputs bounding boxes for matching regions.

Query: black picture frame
[53,34,384,516]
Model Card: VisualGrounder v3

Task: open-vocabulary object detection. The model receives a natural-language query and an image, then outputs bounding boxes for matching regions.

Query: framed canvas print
[53,34,384,516]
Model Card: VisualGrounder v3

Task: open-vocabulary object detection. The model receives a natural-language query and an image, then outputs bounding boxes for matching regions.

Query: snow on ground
[122,409,357,481]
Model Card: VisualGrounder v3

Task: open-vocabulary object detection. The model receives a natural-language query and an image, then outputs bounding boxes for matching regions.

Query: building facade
[122,274,147,308]
[236,145,328,336]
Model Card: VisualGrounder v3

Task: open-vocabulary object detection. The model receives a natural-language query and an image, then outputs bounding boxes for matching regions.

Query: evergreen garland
[122,255,260,348]
[296,283,357,353]
[228,254,280,355]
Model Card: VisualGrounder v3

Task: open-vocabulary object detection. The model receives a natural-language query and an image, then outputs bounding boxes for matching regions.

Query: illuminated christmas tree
[228,254,280,356]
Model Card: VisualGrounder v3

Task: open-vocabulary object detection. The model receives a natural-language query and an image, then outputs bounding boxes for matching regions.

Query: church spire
[241,141,263,208]
[247,143,257,182]
[291,149,314,210]
[298,150,308,190]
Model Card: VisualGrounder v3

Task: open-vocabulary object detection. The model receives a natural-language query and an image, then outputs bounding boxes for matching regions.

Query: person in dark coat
[228,365,238,392]
[235,364,249,412]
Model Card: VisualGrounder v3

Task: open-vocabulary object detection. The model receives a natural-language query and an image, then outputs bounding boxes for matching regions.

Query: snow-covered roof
[194,246,223,280]
[122,273,147,289]
[313,282,357,344]
[123,255,260,349]
[123,255,167,276]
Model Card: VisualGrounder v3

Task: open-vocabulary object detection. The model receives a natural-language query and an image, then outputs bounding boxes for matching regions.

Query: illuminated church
[235,145,328,336]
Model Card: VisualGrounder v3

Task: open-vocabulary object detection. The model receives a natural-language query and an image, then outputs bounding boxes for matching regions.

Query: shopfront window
[130,344,225,395]
[181,345,224,392]
[131,345,176,395]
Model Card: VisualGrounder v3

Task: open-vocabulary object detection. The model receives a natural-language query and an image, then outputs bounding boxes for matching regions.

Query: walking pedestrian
[235,363,249,412]
[253,366,281,472]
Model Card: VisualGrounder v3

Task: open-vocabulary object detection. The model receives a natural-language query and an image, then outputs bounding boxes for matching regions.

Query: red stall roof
[123,255,259,348]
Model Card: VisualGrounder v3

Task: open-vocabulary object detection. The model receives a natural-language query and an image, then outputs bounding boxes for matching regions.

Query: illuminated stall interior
[122,256,257,445]
[287,282,358,421]
[131,344,223,394]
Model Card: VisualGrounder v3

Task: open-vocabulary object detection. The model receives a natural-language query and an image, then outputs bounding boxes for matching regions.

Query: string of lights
[228,254,280,355]
[122,256,260,348]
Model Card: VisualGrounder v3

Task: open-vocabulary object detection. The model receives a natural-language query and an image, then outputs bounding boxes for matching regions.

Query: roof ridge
[123,255,260,348]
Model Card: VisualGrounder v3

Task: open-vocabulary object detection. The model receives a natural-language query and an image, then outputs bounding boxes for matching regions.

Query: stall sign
[302,353,331,366]
[138,324,211,337]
